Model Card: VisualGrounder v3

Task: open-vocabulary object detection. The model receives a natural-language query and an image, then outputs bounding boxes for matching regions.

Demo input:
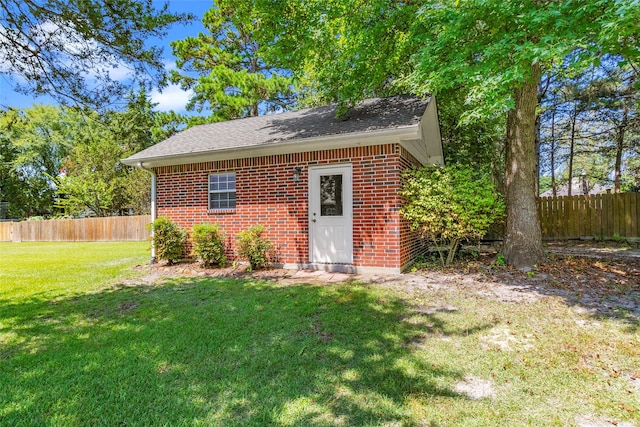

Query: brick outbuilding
[123,95,444,273]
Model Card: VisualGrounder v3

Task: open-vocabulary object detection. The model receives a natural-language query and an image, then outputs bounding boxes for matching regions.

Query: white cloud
[103,63,133,82]
[150,83,192,112]
[163,60,178,72]
[0,19,134,83]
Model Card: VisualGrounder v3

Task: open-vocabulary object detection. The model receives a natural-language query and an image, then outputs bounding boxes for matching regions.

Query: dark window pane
[320,174,343,216]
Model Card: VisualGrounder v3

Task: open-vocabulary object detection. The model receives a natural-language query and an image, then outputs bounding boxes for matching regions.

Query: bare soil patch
[128,241,639,321]
[388,245,640,324]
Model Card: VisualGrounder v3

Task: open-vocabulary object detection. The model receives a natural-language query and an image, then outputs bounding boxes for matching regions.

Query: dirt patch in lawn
[126,241,639,323]
[392,254,639,325]
[454,375,496,400]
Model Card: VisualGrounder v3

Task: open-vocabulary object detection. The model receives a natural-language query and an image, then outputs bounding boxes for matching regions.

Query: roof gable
[123,95,443,167]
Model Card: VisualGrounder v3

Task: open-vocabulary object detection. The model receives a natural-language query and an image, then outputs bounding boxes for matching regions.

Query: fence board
[0,215,151,242]
[538,193,639,240]
[631,193,638,237]
[0,222,13,241]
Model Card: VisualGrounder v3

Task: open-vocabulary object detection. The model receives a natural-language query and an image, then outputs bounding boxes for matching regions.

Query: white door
[309,164,353,264]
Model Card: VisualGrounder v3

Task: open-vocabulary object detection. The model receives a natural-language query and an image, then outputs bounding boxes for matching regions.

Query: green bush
[400,165,505,267]
[236,224,274,270]
[148,216,186,265]
[192,223,226,267]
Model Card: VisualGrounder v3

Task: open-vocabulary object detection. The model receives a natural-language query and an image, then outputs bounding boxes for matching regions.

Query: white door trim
[308,164,353,264]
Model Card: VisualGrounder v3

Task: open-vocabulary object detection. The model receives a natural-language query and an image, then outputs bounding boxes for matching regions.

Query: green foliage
[170,1,293,121]
[247,0,640,267]
[400,165,505,266]
[191,223,227,267]
[149,216,186,265]
[236,225,274,270]
[55,91,165,217]
[611,233,625,243]
[0,105,80,217]
[54,127,122,217]
[538,61,639,195]
[1,0,191,108]
[248,0,638,120]
[0,131,26,219]
[1,90,183,220]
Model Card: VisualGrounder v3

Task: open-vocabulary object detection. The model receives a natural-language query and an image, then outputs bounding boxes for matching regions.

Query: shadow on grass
[497,258,640,332]
[0,278,489,426]
[424,253,640,332]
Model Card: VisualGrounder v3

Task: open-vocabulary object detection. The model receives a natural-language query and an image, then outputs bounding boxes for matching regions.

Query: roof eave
[123,125,424,168]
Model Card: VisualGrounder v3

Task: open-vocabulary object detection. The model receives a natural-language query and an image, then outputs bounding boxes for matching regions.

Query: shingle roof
[123,95,430,164]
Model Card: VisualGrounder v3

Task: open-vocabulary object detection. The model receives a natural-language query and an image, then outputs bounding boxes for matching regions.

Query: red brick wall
[154,144,409,270]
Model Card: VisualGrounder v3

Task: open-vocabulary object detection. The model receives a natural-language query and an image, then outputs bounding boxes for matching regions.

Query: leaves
[0,0,192,108]
[236,224,274,270]
[1,90,174,218]
[0,105,80,217]
[169,1,293,120]
[192,223,227,267]
[399,165,505,266]
[149,216,187,265]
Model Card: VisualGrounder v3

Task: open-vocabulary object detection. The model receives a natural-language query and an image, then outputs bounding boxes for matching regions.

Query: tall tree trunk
[614,75,633,192]
[567,102,577,196]
[534,113,541,196]
[534,74,551,197]
[551,108,557,197]
[503,62,546,268]
[614,122,625,192]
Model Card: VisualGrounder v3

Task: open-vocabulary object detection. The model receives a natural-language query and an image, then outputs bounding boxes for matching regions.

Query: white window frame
[208,172,236,210]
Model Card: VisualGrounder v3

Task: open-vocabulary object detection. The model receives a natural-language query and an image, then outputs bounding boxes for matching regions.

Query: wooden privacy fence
[0,215,151,242]
[537,193,639,240]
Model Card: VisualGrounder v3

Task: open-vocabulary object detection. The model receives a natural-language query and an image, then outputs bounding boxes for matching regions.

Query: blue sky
[0,0,211,114]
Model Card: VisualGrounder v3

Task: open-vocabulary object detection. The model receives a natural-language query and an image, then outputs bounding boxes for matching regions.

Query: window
[320,174,343,216]
[209,173,236,210]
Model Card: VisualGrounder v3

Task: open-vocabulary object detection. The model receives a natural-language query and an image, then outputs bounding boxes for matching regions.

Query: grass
[1,243,638,426]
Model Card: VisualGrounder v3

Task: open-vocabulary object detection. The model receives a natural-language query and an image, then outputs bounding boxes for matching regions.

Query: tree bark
[550,108,557,197]
[613,74,633,192]
[534,74,551,197]
[503,62,547,268]
[567,102,577,196]
[534,113,541,196]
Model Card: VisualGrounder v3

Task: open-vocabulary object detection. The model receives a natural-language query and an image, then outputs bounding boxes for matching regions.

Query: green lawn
[0,243,638,426]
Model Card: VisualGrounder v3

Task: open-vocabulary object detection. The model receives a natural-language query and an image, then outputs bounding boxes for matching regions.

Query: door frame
[308,163,353,264]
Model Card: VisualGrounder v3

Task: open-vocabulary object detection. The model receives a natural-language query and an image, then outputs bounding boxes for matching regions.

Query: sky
[0,0,211,114]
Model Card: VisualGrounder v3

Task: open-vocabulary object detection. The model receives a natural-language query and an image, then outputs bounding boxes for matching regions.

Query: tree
[538,59,639,195]
[249,0,640,267]
[56,90,176,217]
[0,129,27,219]
[0,0,191,108]
[55,125,124,217]
[170,0,293,121]
[0,90,179,219]
[0,105,80,217]
[400,165,505,267]
[437,87,506,188]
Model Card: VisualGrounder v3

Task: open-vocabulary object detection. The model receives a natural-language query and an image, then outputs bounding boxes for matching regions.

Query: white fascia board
[420,96,445,166]
[123,125,421,168]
